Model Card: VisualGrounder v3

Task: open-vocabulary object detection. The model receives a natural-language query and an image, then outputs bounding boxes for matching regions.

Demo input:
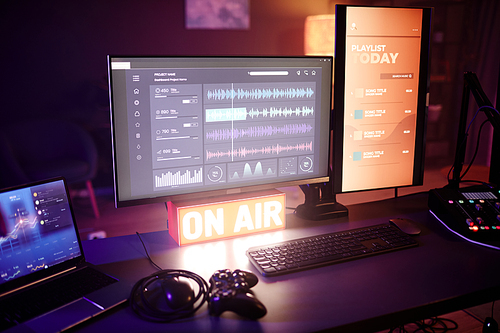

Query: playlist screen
[341,7,424,192]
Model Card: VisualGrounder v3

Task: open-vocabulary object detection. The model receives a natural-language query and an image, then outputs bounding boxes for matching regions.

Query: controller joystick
[208,269,267,319]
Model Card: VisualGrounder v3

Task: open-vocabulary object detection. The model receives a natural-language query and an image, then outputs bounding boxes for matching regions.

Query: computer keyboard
[246,223,418,277]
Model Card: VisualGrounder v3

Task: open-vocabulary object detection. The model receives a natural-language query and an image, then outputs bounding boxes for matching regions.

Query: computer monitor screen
[333,5,431,193]
[108,56,333,207]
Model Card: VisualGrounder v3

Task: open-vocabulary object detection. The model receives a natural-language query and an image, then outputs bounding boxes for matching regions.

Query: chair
[0,118,100,218]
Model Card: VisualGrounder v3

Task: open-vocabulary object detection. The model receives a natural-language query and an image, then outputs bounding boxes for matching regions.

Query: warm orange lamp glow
[304,15,335,56]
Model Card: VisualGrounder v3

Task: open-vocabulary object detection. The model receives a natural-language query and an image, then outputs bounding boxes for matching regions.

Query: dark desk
[77,192,500,332]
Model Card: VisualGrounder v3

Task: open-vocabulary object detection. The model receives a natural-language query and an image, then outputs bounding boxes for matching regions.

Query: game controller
[208,269,267,319]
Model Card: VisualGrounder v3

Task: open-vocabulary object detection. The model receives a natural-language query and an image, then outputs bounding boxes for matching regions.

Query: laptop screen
[0,178,82,290]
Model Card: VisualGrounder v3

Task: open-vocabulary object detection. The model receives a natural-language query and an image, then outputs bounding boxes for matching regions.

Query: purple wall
[1,0,309,124]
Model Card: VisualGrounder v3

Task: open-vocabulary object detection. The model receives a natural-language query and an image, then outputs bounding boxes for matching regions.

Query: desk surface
[76,192,500,332]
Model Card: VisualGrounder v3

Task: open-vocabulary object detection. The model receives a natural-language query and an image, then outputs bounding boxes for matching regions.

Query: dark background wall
[1,0,331,124]
[1,0,499,188]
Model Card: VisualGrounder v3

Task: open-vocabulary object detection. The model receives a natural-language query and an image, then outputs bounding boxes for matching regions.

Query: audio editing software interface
[109,58,331,201]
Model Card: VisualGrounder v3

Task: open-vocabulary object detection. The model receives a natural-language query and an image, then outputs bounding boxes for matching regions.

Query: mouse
[144,276,195,310]
[162,277,195,309]
[389,218,421,235]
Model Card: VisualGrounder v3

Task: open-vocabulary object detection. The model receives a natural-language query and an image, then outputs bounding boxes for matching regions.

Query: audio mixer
[428,185,500,241]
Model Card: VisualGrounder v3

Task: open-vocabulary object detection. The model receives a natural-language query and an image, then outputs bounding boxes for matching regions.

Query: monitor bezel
[108,55,333,208]
[332,5,432,194]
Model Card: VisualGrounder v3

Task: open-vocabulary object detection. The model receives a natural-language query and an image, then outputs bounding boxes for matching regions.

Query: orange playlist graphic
[342,7,423,191]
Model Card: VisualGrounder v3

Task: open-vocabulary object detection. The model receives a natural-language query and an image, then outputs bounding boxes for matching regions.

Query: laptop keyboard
[0,267,118,330]
[247,223,418,277]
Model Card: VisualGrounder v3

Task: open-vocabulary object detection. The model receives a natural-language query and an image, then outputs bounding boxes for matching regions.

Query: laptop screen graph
[0,179,82,286]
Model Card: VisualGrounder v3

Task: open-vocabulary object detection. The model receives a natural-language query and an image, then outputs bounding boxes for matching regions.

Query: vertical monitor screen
[108,56,333,207]
[333,5,431,193]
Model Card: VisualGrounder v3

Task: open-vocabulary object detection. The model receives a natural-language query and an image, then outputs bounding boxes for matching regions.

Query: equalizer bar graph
[155,167,203,188]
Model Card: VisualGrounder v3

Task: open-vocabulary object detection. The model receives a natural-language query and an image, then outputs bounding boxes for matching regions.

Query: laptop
[0,177,130,333]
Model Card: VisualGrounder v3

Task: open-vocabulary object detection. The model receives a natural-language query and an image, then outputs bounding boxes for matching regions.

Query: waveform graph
[205,107,247,122]
[205,138,314,163]
[205,104,315,123]
[246,106,314,119]
[228,159,278,183]
[154,166,203,190]
[205,120,315,143]
[206,87,314,101]
[204,82,316,104]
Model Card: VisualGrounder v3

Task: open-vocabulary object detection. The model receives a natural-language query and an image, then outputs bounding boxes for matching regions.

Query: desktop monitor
[108,56,333,208]
[332,5,432,194]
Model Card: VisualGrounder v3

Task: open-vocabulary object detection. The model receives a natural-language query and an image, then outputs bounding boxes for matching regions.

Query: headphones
[130,269,209,322]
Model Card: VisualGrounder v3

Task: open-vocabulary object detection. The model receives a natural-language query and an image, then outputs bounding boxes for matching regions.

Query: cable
[447,105,499,185]
[483,301,499,332]
[389,317,458,332]
[130,232,210,322]
[136,232,163,271]
[446,107,480,183]
[130,269,209,322]
[459,119,489,181]
[415,317,458,332]
[480,105,500,117]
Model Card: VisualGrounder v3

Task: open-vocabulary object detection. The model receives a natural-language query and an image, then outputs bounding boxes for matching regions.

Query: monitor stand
[295,183,348,220]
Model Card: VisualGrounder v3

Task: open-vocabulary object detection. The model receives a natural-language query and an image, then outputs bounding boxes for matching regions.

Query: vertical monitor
[108,56,333,207]
[333,5,431,193]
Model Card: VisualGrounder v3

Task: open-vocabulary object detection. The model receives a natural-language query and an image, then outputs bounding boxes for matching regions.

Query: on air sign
[167,191,286,246]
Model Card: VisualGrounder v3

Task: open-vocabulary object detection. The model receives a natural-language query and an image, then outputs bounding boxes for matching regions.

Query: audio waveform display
[206,141,313,161]
[206,123,313,141]
[205,106,314,122]
[155,167,203,188]
[206,87,314,101]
